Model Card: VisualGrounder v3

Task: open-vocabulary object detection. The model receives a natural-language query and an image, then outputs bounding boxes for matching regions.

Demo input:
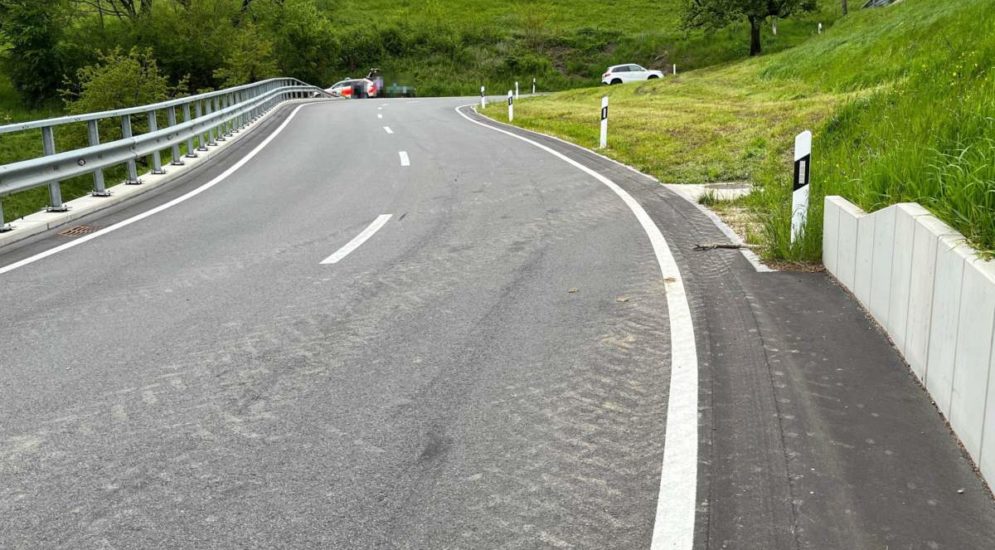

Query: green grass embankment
[486,0,995,261]
[328,0,837,96]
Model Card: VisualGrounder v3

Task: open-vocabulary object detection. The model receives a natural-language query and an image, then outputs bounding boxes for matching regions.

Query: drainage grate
[59,225,97,237]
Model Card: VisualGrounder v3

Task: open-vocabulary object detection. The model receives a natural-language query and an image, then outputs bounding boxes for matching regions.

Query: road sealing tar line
[320,214,392,265]
[399,151,410,167]
[0,103,314,276]
[456,105,699,550]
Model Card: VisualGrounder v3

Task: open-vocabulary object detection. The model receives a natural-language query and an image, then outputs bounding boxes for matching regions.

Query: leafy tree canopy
[685,0,816,55]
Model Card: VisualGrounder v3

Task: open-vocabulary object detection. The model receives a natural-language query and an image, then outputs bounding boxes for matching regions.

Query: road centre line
[384,126,394,134]
[455,105,699,550]
[320,215,392,265]
[0,103,314,276]
[378,113,383,119]
[399,151,410,166]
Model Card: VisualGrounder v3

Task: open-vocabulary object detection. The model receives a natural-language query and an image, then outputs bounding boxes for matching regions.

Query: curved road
[1,98,994,549]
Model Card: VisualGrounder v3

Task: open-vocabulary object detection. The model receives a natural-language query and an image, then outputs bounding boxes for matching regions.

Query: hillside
[321,0,837,95]
[487,0,995,261]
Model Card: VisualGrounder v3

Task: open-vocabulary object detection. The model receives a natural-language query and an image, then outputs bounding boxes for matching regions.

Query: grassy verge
[485,0,995,261]
[332,0,841,96]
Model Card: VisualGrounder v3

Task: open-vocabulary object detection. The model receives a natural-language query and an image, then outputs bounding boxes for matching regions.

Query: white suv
[602,64,663,85]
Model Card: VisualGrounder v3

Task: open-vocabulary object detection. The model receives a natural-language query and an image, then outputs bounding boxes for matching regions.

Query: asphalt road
[2,97,994,549]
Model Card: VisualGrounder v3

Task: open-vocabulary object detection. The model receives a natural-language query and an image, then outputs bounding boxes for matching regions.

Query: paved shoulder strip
[0,104,314,276]
[455,106,699,549]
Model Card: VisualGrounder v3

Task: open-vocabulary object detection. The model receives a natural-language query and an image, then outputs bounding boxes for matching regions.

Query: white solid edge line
[0,103,314,276]
[455,105,699,550]
[398,151,410,166]
[472,106,772,274]
[320,214,392,265]
[384,126,394,135]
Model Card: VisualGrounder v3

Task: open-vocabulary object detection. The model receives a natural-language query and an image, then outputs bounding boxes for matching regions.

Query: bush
[60,47,174,114]
[213,24,279,87]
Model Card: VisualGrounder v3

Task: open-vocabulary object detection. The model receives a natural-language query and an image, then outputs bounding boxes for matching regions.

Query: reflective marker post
[791,130,812,244]
[515,81,519,100]
[532,78,536,95]
[481,86,486,109]
[508,90,514,122]
[599,96,609,149]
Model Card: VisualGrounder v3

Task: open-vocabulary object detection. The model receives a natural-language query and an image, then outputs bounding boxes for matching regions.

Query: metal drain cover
[59,225,97,237]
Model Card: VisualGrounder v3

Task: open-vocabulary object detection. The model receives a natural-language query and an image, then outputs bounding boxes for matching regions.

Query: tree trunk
[842,0,849,15]
[749,16,762,56]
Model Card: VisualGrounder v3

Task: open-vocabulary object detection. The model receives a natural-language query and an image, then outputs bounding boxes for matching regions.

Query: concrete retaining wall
[823,196,995,483]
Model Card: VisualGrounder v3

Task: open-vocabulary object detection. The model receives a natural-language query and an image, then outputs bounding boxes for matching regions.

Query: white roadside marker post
[532,78,536,95]
[481,86,486,109]
[599,96,609,149]
[515,81,519,100]
[673,64,677,76]
[818,22,823,34]
[508,90,514,122]
[791,130,813,244]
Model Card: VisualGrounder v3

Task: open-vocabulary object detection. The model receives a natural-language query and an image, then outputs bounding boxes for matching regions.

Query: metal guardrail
[0,77,330,230]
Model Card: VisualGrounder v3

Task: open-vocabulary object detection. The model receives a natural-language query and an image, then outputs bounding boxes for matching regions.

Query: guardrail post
[206,100,217,146]
[232,93,241,130]
[183,103,197,158]
[87,120,110,196]
[195,101,208,151]
[147,111,166,174]
[167,106,184,166]
[121,115,142,184]
[223,94,234,136]
[0,199,11,232]
[215,97,227,142]
[240,92,249,128]
[41,126,68,211]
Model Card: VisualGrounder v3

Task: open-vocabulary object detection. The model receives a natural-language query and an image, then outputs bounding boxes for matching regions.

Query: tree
[212,24,278,86]
[60,47,171,113]
[842,0,848,15]
[685,0,816,56]
[0,0,67,104]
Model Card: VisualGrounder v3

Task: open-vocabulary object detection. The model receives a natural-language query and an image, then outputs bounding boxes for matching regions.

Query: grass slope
[488,0,995,260]
[321,0,837,95]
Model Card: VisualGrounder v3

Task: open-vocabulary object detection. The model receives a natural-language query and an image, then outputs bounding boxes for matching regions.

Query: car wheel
[611,79,622,85]
[648,75,660,80]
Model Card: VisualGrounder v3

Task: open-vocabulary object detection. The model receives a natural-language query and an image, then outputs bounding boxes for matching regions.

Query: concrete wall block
[888,204,931,356]
[926,235,971,418]
[868,206,897,327]
[906,216,957,381]
[854,214,876,306]
[834,199,862,289]
[980,313,995,482]
[823,197,842,276]
[949,258,995,462]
